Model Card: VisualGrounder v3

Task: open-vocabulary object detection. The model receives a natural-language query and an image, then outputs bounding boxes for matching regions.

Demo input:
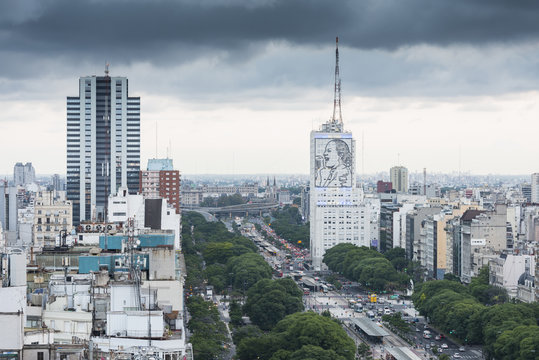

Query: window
[37,352,44,360]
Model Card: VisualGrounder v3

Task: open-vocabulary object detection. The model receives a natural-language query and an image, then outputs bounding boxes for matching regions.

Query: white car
[441,343,448,349]
[453,354,461,359]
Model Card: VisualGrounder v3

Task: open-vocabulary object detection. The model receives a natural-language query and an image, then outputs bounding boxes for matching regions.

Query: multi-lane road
[240,221,485,360]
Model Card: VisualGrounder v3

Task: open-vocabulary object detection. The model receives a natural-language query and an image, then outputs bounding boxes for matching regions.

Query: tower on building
[309,38,364,270]
[67,66,140,225]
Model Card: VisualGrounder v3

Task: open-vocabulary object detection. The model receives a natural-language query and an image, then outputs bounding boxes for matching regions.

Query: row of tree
[323,243,410,291]
[183,212,359,360]
[185,296,229,360]
[268,205,310,248]
[182,212,272,294]
[181,212,274,359]
[237,312,356,360]
[412,270,539,360]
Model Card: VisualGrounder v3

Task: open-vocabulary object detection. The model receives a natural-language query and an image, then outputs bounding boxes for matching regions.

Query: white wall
[0,286,26,350]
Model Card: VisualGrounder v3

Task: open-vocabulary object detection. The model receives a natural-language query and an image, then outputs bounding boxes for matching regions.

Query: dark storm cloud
[2,0,539,63]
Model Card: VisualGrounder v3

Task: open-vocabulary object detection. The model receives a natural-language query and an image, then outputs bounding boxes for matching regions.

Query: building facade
[532,173,539,203]
[377,181,392,193]
[390,166,409,193]
[13,162,35,186]
[0,183,19,244]
[33,191,73,250]
[309,38,363,270]
[140,159,181,214]
[67,69,140,225]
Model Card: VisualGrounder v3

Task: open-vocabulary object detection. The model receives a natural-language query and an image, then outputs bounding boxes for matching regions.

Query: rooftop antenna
[331,37,343,125]
[155,120,158,159]
[105,63,110,77]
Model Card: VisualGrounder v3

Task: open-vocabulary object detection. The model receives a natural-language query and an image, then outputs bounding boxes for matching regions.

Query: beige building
[181,189,203,206]
[390,166,408,193]
[33,191,73,250]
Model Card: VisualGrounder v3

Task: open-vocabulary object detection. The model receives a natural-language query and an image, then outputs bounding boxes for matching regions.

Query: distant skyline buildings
[13,162,35,186]
[67,70,140,225]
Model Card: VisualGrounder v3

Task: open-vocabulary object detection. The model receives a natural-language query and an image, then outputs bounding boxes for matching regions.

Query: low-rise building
[33,191,73,250]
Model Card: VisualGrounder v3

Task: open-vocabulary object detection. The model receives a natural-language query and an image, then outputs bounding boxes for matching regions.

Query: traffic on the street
[236,218,485,360]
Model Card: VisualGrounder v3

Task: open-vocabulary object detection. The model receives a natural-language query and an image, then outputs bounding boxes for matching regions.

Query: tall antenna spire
[332,37,342,124]
[105,63,110,77]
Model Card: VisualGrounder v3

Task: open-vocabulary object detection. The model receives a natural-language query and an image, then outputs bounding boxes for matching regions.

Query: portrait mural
[314,137,353,188]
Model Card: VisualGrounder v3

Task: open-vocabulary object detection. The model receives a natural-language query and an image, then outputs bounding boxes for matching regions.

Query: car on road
[441,343,448,349]
[453,354,462,359]
[435,335,441,340]
[459,346,465,352]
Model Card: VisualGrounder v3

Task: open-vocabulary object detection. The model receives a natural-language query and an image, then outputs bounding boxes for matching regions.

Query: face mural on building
[315,138,353,187]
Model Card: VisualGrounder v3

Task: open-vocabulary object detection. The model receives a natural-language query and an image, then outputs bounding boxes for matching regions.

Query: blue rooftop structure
[147,158,173,171]
[79,253,149,274]
[99,234,174,250]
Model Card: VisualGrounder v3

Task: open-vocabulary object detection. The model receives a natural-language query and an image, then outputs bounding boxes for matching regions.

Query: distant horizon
[1,172,531,180]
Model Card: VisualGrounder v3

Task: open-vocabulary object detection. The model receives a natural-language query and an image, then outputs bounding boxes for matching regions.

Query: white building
[392,203,416,248]
[489,254,535,299]
[309,39,364,270]
[92,282,189,359]
[14,162,36,186]
[532,173,539,203]
[108,187,181,250]
[0,251,27,356]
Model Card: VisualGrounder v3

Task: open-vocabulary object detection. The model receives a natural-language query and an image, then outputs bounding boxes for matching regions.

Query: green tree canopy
[243,278,304,330]
[226,252,273,291]
[186,296,228,360]
[237,312,355,360]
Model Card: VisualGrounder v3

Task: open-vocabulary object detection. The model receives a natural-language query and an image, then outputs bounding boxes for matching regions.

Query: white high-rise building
[531,173,539,203]
[67,66,140,225]
[13,162,35,186]
[390,166,409,193]
[309,38,364,271]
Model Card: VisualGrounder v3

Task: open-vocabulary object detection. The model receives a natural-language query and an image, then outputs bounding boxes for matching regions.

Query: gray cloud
[2,0,539,102]
[2,0,539,65]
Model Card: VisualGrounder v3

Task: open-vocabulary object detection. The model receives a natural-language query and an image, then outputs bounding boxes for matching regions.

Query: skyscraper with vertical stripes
[67,67,140,225]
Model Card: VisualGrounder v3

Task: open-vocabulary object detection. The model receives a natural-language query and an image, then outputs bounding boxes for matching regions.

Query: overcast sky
[2,0,539,176]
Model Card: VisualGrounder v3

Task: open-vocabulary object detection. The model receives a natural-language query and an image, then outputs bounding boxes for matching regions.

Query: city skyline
[3,1,539,175]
